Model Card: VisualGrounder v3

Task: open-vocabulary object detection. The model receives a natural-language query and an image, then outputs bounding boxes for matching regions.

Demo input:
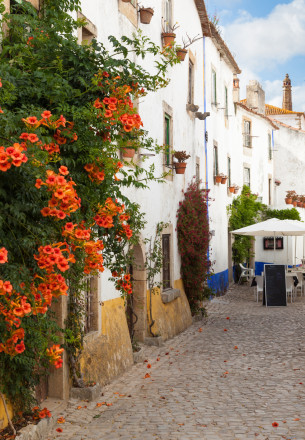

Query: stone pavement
[45,285,305,440]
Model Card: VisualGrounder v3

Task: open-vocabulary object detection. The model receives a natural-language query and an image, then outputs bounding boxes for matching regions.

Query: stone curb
[16,399,67,440]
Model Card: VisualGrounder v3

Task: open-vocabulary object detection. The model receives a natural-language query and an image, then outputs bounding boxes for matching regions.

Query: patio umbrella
[231,218,305,263]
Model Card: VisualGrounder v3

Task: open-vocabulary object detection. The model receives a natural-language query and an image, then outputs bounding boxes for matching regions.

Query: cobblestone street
[46,285,305,440]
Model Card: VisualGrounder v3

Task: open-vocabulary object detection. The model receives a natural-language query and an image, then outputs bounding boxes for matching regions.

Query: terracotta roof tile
[236,102,279,130]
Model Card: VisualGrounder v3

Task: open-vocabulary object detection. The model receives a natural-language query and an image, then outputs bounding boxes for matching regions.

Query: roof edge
[236,102,279,130]
[209,22,241,74]
[194,0,211,37]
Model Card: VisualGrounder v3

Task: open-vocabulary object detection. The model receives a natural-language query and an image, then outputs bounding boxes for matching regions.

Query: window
[188,60,194,104]
[224,86,228,118]
[164,113,171,166]
[263,237,283,250]
[77,12,97,45]
[268,133,272,160]
[212,69,217,105]
[243,167,251,188]
[243,120,251,148]
[84,276,99,334]
[162,234,171,289]
[213,144,219,178]
[227,156,231,187]
[164,0,172,32]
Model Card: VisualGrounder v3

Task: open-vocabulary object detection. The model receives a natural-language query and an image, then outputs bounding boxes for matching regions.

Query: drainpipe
[203,36,210,265]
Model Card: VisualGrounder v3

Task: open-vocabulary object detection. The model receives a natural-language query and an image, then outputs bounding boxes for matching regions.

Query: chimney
[246,80,265,114]
[233,74,240,103]
[282,73,292,111]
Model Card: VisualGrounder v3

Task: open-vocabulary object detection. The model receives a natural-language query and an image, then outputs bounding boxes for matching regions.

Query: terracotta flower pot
[229,186,235,193]
[122,148,135,158]
[221,177,227,184]
[139,8,154,24]
[234,188,239,194]
[121,0,131,2]
[298,202,303,208]
[161,32,176,47]
[215,175,222,184]
[293,201,297,207]
[285,198,292,204]
[174,162,187,174]
[176,48,188,61]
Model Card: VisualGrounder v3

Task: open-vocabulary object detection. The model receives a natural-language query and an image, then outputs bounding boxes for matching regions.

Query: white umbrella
[231,218,305,264]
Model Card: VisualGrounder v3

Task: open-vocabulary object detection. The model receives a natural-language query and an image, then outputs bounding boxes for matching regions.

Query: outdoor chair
[296,272,304,296]
[238,263,254,285]
[255,275,264,302]
[286,276,296,303]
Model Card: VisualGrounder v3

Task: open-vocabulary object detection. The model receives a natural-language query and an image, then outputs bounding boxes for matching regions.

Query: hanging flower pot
[176,48,188,61]
[174,162,187,174]
[139,7,154,24]
[122,148,135,158]
[285,197,292,204]
[121,0,131,2]
[161,32,176,47]
[215,175,222,184]
[234,188,239,194]
[229,186,235,193]
[221,176,227,184]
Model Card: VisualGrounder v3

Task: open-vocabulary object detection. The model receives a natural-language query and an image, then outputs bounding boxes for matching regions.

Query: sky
[205,0,305,110]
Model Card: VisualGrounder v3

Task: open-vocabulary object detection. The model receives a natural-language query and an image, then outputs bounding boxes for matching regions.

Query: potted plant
[285,190,296,204]
[221,174,228,184]
[122,0,132,2]
[161,21,179,47]
[234,186,240,194]
[176,33,203,62]
[139,7,154,24]
[299,195,305,208]
[215,174,222,184]
[228,184,236,193]
[292,194,298,207]
[173,150,190,174]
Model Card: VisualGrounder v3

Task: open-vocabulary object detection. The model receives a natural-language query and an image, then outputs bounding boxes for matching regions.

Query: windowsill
[161,288,181,304]
[118,0,138,27]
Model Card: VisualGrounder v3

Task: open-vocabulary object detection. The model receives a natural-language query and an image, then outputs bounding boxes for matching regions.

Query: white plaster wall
[79,0,205,301]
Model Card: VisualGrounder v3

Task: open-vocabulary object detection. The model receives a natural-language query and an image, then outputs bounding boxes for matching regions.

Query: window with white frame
[212,69,217,105]
[243,167,251,188]
[243,120,251,148]
[268,133,272,160]
[164,0,172,32]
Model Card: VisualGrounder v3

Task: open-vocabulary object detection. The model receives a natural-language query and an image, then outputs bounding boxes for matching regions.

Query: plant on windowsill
[285,190,296,205]
[173,150,190,174]
[139,6,154,24]
[176,33,203,61]
[161,20,179,47]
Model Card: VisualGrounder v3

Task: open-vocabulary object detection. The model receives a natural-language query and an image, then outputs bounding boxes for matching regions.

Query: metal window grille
[162,234,171,290]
